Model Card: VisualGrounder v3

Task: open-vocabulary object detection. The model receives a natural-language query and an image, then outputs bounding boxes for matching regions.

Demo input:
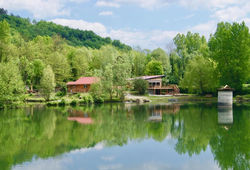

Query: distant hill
[0,8,131,50]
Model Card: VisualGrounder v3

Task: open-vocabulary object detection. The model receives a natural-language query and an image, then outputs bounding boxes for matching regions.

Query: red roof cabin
[67,77,99,93]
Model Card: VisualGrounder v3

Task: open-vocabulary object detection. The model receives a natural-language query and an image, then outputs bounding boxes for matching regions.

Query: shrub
[133,79,148,95]
[70,100,77,106]
[47,101,58,106]
[81,94,94,104]
[56,91,65,97]
[58,99,66,106]
[93,96,104,103]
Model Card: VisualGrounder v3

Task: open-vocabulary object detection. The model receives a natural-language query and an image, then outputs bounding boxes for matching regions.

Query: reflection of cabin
[130,75,180,95]
[147,104,180,122]
[67,109,93,124]
[67,77,99,93]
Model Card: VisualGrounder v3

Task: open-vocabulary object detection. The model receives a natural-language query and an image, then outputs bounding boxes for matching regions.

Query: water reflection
[67,109,93,124]
[218,105,233,125]
[0,103,249,170]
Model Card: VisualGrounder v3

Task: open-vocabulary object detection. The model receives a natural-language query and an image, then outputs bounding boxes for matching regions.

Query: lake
[0,103,249,170]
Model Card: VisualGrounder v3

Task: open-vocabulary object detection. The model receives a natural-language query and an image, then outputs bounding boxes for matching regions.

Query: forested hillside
[0,8,131,50]
[0,8,249,107]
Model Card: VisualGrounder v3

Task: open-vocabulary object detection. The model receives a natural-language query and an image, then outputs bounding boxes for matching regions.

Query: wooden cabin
[130,75,180,95]
[67,77,99,93]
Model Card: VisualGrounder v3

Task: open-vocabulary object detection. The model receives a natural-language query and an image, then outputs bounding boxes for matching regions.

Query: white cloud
[51,18,108,37]
[51,18,180,49]
[96,1,120,8]
[95,0,169,9]
[179,0,239,9]
[99,11,114,16]
[190,20,217,38]
[69,0,89,2]
[0,0,70,18]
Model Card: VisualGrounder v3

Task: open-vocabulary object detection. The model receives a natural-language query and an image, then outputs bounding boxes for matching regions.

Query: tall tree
[209,22,250,91]
[0,61,24,106]
[0,20,10,62]
[173,32,209,78]
[40,65,56,101]
[180,55,218,94]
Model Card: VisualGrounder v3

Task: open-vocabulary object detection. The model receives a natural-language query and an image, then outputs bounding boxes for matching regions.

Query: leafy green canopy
[0,9,131,50]
[209,22,250,91]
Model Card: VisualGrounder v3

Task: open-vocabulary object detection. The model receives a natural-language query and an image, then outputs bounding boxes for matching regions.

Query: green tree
[0,20,10,62]
[173,32,209,78]
[145,60,164,75]
[102,64,114,100]
[169,51,182,84]
[133,79,148,95]
[40,65,56,101]
[113,55,131,99]
[0,61,24,107]
[180,55,218,94]
[208,22,250,91]
[132,51,147,76]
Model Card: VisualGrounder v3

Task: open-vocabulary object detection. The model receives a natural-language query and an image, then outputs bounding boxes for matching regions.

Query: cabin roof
[128,75,165,81]
[67,77,99,85]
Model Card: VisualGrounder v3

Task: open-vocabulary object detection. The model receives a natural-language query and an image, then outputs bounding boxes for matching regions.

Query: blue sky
[1,0,250,50]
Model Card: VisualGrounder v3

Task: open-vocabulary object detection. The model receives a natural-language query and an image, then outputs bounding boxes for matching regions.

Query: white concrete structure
[218,85,233,105]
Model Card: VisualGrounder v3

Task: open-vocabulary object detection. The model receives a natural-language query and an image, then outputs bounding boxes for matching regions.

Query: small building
[67,77,99,93]
[130,75,180,95]
[218,85,234,105]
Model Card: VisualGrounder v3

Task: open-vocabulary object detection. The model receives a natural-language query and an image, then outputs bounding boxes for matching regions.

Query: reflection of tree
[210,106,250,170]
[174,104,218,156]
[0,103,249,170]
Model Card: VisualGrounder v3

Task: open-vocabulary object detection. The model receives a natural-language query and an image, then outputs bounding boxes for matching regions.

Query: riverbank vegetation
[0,8,249,108]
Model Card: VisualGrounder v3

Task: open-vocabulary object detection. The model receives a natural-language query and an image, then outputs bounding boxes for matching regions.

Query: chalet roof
[218,85,234,91]
[67,77,99,85]
[128,75,165,81]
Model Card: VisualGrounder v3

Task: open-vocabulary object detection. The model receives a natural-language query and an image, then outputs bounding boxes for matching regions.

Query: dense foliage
[133,79,148,95]
[0,9,250,106]
[0,10,131,50]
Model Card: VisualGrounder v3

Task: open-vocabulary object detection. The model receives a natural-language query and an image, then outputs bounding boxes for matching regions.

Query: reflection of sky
[12,138,220,170]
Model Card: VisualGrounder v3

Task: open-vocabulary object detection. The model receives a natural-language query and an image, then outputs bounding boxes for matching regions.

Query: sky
[1,0,250,50]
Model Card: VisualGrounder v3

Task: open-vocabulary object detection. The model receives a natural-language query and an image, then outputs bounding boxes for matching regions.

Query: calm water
[0,103,249,170]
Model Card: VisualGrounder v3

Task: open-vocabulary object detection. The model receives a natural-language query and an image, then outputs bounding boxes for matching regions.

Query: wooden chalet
[130,75,180,95]
[67,77,99,93]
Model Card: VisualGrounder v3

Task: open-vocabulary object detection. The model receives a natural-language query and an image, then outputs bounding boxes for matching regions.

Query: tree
[145,60,164,75]
[209,22,250,91]
[169,51,182,84]
[180,55,218,94]
[0,20,10,62]
[112,55,131,99]
[173,32,209,78]
[132,51,147,76]
[102,64,114,100]
[133,79,148,95]
[0,61,24,106]
[40,65,55,101]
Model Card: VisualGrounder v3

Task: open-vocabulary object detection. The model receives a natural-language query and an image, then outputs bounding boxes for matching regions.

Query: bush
[133,79,148,95]
[56,91,65,97]
[70,100,77,106]
[58,99,66,106]
[93,96,104,103]
[47,101,58,106]
[81,94,94,104]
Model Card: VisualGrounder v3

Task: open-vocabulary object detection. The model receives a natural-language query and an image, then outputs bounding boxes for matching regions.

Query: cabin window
[157,82,160,86]
[84,84,87,88]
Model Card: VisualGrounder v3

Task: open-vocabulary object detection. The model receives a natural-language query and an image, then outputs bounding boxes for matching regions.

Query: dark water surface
[0,103,249,170]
